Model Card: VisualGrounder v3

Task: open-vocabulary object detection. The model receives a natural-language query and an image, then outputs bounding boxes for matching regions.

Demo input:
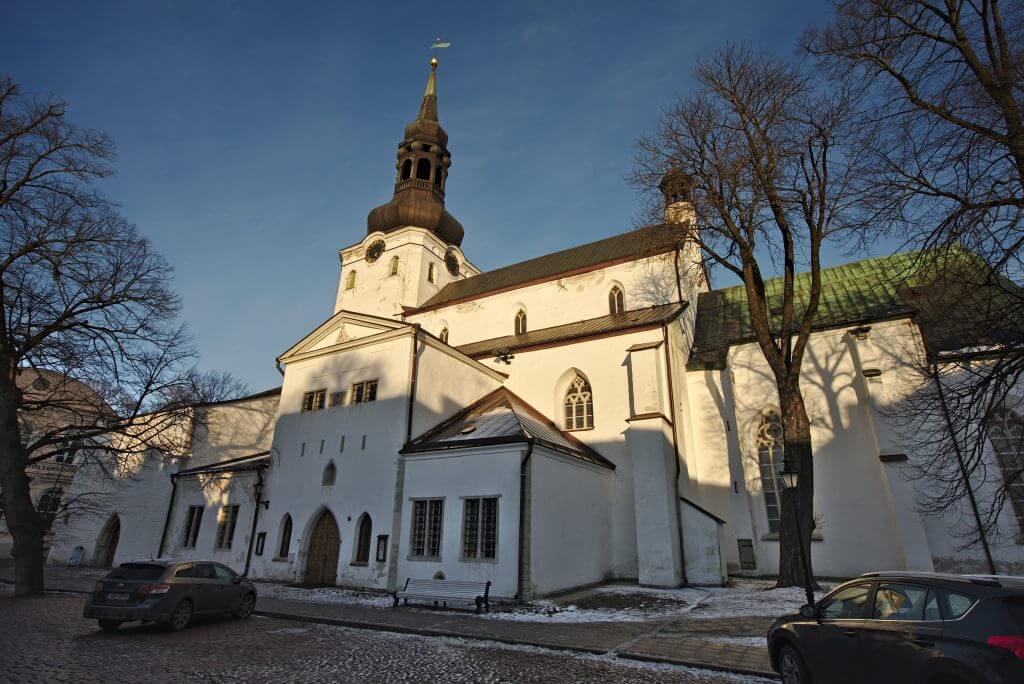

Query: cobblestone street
[0,592,771,683]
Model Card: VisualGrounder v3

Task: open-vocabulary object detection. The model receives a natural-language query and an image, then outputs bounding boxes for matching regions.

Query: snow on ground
[256,581,394,608]
[684,580,830,619]
[703,636,769,648]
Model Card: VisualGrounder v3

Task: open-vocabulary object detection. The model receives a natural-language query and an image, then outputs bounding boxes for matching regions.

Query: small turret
[659,168,695,225]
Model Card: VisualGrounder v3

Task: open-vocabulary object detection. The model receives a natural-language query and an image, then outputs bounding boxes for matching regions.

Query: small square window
[330,391,346,408]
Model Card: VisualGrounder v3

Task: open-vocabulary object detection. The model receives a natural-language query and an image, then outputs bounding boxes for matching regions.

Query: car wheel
[98,619,122,632]
[778,644,811,684]
[166,600,193,632]
[233,592,255,619]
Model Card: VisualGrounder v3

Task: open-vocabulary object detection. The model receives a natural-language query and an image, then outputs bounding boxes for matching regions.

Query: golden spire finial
[430,56,439,68]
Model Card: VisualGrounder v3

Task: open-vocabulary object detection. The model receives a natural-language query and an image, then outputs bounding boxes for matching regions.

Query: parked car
[84,560,257,632]
[767,571,1024,684]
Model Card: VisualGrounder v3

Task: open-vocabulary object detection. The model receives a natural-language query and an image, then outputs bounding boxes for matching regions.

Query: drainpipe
[157,476,178,559]
[388,325,421,591]
[663,322,689,585]
[405,325,421,443]
[243,470,266,577]
[930,362,997,574]
[517,439,535,602]
[673,242,685,306]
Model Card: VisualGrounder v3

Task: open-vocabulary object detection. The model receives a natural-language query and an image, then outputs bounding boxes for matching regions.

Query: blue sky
[4,1,845,390]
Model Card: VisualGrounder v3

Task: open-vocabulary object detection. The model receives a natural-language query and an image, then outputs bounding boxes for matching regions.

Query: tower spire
[418,57,439,122]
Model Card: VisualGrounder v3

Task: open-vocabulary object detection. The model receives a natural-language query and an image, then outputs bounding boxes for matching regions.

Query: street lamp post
[779,462,815,608]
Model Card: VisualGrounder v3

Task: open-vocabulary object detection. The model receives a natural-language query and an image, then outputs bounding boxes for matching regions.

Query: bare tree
[633,46,869,588]
[806,1,1024,555]
[0,75,241,596]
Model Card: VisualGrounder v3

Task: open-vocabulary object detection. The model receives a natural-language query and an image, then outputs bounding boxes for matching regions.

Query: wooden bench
[393,578,491,613]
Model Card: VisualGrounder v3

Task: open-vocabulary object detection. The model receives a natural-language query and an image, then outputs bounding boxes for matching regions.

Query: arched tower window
[37,487,62,520]
[355,513,372,564]
[564,375,594,430]
[345,270,357,291]
[515,309,527,335]
[756,413,785,534]
[400,159,412,181]
[322,461,337,486]
[987,404,1024,532]
[439,327,449,344]
[609,286,625,315]
[416,158,432,180]
[435,164,443,188]
[427,262,436,284]
[278,514,292,558]
[389,255,399,276]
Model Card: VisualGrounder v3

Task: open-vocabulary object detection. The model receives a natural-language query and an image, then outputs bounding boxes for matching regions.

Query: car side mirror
[799,604,817,619]
[231,576,241,584]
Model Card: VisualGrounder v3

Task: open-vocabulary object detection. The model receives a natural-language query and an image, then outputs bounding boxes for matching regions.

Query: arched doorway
[95,515,120,568]
[304,511,340,586]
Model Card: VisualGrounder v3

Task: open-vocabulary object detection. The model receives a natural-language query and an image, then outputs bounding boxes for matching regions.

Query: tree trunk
[0,375,45,596]
[776,387,817,590]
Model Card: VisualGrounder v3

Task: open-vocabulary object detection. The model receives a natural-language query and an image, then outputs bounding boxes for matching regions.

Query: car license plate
[107,592,130,601]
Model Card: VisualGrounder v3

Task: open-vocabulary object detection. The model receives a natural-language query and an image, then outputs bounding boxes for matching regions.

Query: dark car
[767,571,1024,684]
[84,560,257,632]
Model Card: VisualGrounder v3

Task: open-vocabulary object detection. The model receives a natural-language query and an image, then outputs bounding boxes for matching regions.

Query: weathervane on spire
[430,37,451,66]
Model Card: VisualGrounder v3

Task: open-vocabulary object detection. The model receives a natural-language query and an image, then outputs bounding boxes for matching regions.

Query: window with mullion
[182,505,203,548]
[215,505,240,549]
[410,498,444,559]
[461,497,498,560]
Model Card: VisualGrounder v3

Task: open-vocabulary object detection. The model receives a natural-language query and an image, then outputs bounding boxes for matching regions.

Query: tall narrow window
[215,505,240,549]
[345,271,357,290]
[439,327,449,344]
[563,375,594,430]
[400,158,412,181]
[609,286,625,314]
[322,461,337,486]
[515,309,527,335]
[182,505,204,548]
[354,514,372,564]
[757,413,785,534]
[416,158,432,180]
[36,488,63,521]
[462,497,498,560]
[987,404,1024,535]
[410,498,444,559]
[434,164,443,187]
[278,514,292,558]
[389,255,400,276]
[427,262,436,284]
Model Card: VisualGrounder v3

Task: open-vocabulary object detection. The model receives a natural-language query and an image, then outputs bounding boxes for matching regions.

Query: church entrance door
[304,511,340,586]
[95,515,120,568]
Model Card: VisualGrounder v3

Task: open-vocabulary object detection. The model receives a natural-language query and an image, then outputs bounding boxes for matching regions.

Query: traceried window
[462,497,498,560]
[609,286,625,315]
[427,262,436,284]
[389,255,400,276]
[354,514,372,564]
[345,270,357,290]
[757,413,785,534]
[987,404,1024,536]
[514,309,527,335]
[439,328,449,344]
[322,461,337,486]
[37,488,62,521]
[302,389,326,412]
[181,505,203,548]
[278,514,292,558]
[563,375,594,431]
[410,498,444,560]
[351,380,378,405]
[215,505,240,550]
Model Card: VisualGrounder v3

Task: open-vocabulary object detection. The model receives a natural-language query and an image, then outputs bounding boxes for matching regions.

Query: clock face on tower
[445,248,460,276]
[365,239,386,263]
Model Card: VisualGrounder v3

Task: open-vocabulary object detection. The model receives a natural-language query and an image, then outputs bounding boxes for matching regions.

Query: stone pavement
[0,566,777,679]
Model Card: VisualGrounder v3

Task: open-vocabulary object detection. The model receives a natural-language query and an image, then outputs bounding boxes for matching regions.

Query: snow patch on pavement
[256,582,394,609]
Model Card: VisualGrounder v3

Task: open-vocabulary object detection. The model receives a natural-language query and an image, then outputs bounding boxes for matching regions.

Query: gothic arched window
[515,309,527,335]
[564,375,594,431]
[987,404,1024,532]
[322,461,337,486]
[277,514,292,558]
[757,413,785,534]
[427,262,436,284]
[416,158,432,180]
[345,270,357,291]
[355,513,372,564]
[400,159,412,181]
[37,487,62,519]
[439,327,449,344]
[609,286,625,315]
[389,255,399,276]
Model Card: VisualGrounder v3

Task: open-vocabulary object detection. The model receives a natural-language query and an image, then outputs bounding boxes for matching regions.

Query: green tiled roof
[687,249,1022,369]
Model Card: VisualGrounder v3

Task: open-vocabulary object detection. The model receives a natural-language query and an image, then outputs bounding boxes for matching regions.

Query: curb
[254,607,778,680]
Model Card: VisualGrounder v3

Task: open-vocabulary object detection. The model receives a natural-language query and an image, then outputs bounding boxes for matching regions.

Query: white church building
[49,59,1024,599]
